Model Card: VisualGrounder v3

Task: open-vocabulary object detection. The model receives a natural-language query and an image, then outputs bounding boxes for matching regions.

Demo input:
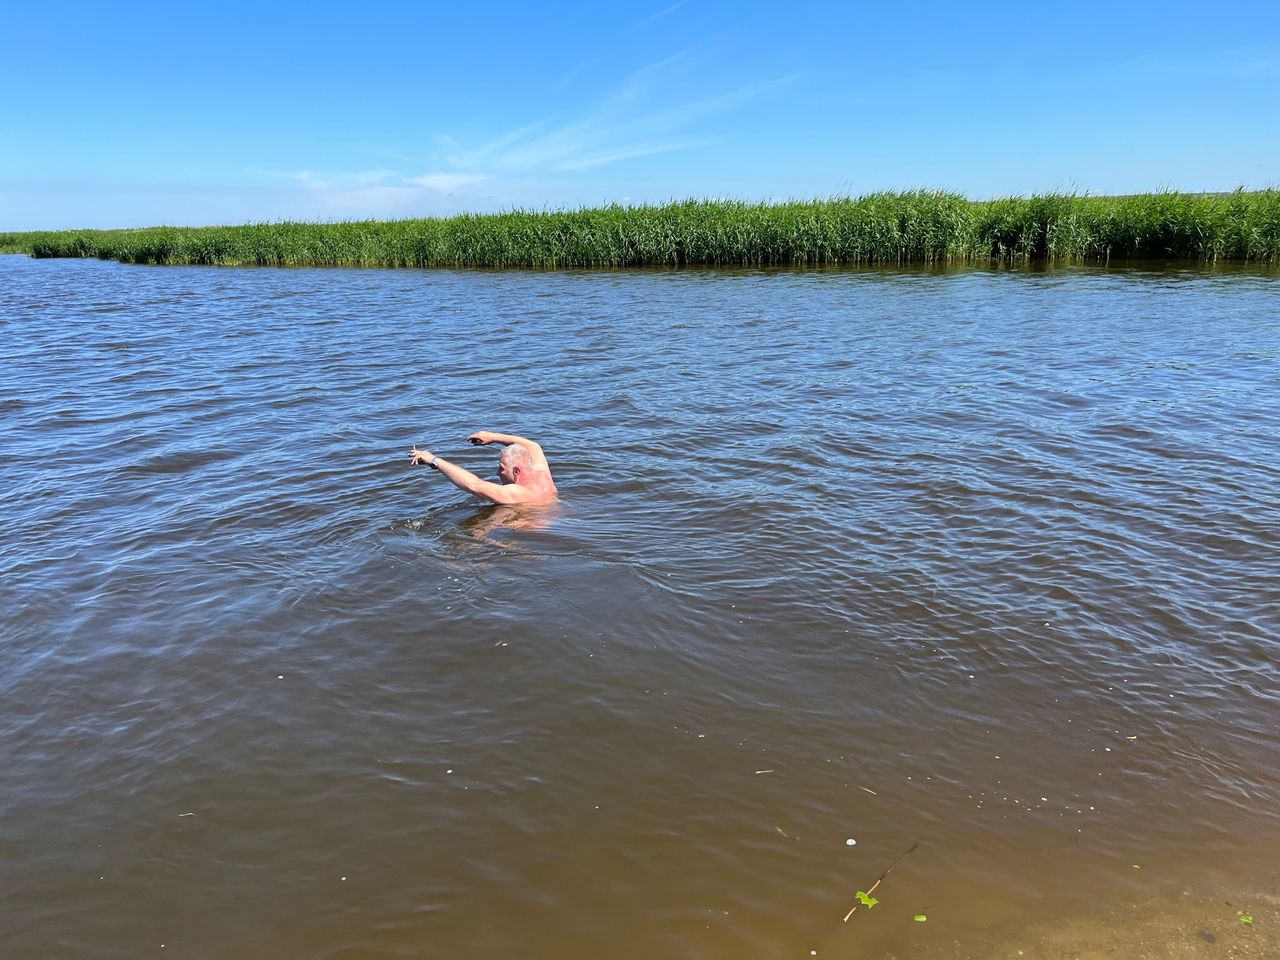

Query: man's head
[497,443,533,484]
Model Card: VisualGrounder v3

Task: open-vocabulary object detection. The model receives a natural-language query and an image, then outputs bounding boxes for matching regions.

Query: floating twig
[842,842,919,923]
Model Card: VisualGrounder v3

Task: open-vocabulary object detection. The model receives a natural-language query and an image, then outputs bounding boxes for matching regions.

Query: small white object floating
[846,838,857,846]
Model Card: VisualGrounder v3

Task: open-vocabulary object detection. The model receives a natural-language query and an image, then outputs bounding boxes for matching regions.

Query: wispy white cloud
[643,76,798,129]
[260,165,489,220]
[635,0,692,28]
[407,172,486,191]
[285,168,397,189]
[482,123,554,163]
[553,57,600,90]
[267,42,796,216]
[603,45,703,112]
[444,117,565,171]
[554,139,710,172]
[434,53,795,179]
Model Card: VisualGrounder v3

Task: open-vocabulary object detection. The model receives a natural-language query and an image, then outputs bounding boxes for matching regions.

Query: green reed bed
[5,189,1278,268]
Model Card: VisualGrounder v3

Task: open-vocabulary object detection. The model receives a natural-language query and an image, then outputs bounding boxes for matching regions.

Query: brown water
[2,255,1277,959]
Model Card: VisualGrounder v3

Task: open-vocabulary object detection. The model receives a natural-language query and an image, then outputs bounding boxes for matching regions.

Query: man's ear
[510,465,522,481]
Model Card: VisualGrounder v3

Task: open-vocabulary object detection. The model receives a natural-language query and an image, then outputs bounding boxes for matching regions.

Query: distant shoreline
[2,190,1277,267]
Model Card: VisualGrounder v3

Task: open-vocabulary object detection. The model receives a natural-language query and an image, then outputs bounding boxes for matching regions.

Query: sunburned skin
[409,430,558,506]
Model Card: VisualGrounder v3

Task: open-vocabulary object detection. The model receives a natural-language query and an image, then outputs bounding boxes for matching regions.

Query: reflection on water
[456,503,562,542]
[1,255,1278,959]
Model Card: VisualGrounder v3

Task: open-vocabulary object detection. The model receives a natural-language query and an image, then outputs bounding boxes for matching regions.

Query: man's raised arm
[409,446,522,505]
[468,431,549,470]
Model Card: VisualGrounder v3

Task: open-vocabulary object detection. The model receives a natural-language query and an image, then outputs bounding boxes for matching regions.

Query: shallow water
[1,255,1278,958]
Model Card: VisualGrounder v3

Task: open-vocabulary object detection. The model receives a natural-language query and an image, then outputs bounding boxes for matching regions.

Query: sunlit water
[2,255,1277,958]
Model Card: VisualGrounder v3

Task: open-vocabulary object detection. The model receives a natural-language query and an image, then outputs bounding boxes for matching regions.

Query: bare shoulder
[516,475,558,506]
[522,440,550,472]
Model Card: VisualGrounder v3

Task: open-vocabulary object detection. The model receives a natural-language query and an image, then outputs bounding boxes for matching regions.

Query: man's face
[497,458,516,484]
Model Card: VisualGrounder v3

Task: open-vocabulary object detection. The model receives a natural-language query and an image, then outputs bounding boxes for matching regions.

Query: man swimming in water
[409,431,558,506]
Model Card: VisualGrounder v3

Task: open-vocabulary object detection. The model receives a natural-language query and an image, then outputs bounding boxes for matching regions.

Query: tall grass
[4,189,1278,268]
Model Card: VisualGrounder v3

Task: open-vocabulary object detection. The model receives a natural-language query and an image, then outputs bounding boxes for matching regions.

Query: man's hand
[409,446,435,465]
[468,431,497,446]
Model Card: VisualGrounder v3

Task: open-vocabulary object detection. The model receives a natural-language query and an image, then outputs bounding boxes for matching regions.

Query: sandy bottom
[902,890,1278,960]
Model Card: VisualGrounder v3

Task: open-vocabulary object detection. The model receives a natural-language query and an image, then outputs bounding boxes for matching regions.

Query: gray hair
[499,443,533,470]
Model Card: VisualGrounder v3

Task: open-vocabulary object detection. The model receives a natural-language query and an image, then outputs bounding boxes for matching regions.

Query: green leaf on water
[1239,913,1253,925]
[914,914,928,922]
[856,891,878,909]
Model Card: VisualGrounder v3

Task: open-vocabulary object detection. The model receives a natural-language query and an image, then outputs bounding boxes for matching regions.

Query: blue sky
[3,1,1278,229]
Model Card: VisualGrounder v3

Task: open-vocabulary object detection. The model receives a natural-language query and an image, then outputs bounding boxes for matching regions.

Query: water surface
[2,255,1278,958]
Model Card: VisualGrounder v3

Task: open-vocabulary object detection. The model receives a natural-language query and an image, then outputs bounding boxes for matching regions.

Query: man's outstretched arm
[468,431,549,470]
[409,447,522,505]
